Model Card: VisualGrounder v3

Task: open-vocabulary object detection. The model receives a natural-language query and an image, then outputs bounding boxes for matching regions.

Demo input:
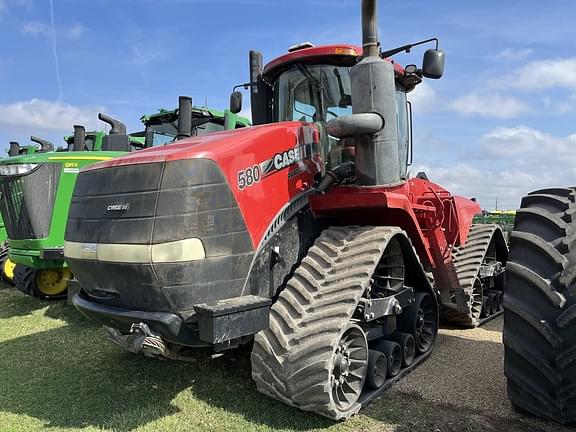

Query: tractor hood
[82,122,317,171]
[64,121,322,323]
[0,151,124,165]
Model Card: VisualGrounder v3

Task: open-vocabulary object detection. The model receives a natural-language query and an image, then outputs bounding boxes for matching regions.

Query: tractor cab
[242,41,443,184]
[65,131,103,151]
[141,104,251,148]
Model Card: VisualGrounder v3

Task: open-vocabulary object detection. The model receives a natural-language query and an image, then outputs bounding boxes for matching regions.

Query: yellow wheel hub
[35,268,71,297]
[3,258,15,282]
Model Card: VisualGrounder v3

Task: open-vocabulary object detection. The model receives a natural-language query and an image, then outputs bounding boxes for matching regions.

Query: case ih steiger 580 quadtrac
[65,0,507,419]
[0,101,248,299]
[504,187,576,424]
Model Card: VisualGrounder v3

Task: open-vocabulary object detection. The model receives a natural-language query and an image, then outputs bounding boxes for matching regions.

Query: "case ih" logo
[106,204,129,212]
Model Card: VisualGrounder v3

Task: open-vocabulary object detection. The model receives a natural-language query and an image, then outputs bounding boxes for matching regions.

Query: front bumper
[72,293,203,346]
[72,291,272,348]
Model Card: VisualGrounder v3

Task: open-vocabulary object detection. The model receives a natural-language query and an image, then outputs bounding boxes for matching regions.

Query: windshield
[66,134,96,151]
[274,64,352,123]
[145,118,227,147]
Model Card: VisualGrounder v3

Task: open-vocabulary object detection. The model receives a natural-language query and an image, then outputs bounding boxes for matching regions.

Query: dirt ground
[362,316,571,432]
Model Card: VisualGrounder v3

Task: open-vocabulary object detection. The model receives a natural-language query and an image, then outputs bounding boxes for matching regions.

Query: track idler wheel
[389,332,416,367]
[331,324,369,411]
[366,349,388,390]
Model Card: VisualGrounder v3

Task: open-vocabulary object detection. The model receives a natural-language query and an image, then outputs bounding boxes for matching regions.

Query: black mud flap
[194,295,271,344]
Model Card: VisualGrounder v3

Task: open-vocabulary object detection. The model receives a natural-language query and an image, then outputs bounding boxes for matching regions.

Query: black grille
[0,163,61,239]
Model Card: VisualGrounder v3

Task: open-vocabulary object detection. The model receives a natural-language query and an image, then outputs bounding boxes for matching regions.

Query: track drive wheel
[398,291,438,355]
[504,187,576,424]
[13,265,69,299]
[251,226,430,420]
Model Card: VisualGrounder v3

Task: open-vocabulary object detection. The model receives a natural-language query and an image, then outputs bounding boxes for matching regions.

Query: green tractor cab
[0,97,249,299]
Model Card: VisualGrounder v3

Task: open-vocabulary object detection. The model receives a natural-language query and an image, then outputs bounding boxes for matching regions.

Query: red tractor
[64,0,507,420]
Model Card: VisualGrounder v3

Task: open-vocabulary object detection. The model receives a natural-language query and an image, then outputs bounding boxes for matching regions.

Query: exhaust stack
[98,113,131,152]
[8,141,20,156]
[73,125,86,151]
[249,50,268,125]
[98,113,127,135]
[31,136,54,153]
[351,0,401,186]
[176,96,192,140]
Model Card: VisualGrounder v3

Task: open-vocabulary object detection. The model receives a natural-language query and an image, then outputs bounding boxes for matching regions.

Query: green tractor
[473,210,516,241]
[63,130,144,152]
[0,138,56,283]
[0,97,249,299]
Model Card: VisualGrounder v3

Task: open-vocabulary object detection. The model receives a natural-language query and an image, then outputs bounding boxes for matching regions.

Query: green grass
[0,285,551,432]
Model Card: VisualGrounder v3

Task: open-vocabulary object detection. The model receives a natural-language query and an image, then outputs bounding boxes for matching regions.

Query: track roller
[389,332,415,367]
[366,350,387,390]
[373,340,402,378]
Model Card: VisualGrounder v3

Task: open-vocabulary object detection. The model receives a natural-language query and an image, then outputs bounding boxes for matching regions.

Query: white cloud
[407,82,438,112]
[412,162,545,210]
[128,44,165,65]
[413,126,576,210]
[450,92,530,119]
[481,125,576,162]
[21,21,87,39]
[0,99,105,132]
[22,21,51,36]
[507,58,576,90]
[65,23,87,39]
[495,48,532,62]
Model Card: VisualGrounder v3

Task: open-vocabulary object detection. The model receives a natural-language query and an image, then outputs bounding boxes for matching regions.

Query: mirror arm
[380,38,439,58]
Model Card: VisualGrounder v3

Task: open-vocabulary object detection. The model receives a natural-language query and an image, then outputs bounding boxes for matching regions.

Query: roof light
[0,164,39,176]
[288,42,315,52]
[334,47,359,56]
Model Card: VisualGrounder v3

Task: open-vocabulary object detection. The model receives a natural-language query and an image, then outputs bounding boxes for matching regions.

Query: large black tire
[504,187,576,424]
[0,242,12,285]
[251,226,433,420]
[12,265,68,299]
[13,264,35,295]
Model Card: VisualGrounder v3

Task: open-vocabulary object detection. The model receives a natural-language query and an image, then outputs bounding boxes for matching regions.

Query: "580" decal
[237,164,262,190]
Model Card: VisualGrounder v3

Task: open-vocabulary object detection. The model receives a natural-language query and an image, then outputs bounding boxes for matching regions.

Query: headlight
[64,238,206,263]
[0,164,39,176]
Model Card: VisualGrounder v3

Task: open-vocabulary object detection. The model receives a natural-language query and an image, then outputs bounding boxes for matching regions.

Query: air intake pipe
[98,113,127,135]
[176,96,192,140]
[8,141,20,156]
[31,136,54,153]
[73,125,86,151]
[350,0,400,186]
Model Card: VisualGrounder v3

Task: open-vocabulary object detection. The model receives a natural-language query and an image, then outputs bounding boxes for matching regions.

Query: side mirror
[422,49,445,79]
[230,91,243,114]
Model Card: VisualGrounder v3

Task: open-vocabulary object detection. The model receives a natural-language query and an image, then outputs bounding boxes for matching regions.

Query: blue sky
[1,0,575,209]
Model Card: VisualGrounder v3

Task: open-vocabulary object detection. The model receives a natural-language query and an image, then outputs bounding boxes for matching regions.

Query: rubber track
[504,187,576,424]
[440,224,503,327]
[251,226,407,420]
